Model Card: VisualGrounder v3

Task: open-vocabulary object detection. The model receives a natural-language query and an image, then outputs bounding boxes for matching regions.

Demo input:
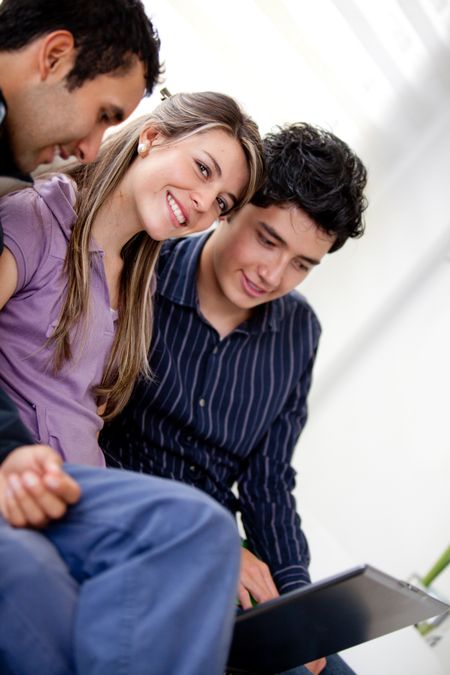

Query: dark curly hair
[0,0,162,94]
[251,123,368,252]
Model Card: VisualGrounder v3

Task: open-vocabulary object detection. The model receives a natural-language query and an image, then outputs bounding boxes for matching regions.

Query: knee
[174,486,241,561]
[137,479,240,561]
[0,523,67,588]
[196,492,240,551]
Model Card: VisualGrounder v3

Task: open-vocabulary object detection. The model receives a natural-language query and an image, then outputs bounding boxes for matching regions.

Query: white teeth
[167,194,186,225]
[247,278,263,293]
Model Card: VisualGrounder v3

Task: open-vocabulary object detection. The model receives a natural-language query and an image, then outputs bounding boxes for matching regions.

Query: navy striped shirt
[100,232,321,592]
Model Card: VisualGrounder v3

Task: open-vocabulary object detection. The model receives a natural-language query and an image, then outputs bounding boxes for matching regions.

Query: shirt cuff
[273,564,311,594]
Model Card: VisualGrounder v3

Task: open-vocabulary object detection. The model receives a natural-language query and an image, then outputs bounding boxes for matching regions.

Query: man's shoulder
[159,235,187,260]
[276,290,321,332]
[160,232,206,258]
[158,233,207,279]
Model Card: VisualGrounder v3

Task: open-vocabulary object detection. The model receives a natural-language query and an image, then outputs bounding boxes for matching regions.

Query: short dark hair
[0,0,162,94]
[251,123,368,252]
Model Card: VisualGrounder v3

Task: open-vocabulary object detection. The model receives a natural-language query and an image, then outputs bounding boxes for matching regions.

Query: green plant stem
[421,545,450,587]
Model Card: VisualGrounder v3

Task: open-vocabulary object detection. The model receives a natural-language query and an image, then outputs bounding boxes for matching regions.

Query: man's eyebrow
[297,254,321,266]
[204,151,238,207]
[260,221,286,245]
[259,221,321,266]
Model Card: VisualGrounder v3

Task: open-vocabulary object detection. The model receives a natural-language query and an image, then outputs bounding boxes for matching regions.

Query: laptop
[226,564,449,674]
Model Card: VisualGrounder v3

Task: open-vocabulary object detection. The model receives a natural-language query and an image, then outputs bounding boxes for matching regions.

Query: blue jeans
[281,653,356,674]
[0,464,240,675]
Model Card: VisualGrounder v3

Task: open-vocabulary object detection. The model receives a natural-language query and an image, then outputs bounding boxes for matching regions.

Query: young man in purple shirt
[101,123,368,674]
[0,3,243,674]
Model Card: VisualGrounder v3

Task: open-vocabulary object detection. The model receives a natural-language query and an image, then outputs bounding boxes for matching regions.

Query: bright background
[138,2,450,672]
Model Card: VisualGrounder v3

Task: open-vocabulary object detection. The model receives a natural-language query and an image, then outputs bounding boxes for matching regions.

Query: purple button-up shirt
[0,175,117,466]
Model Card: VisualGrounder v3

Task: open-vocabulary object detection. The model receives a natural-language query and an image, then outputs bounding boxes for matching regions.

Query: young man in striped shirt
[101,123,368,675]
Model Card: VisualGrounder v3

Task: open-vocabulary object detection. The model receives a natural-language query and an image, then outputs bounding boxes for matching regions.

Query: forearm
[241,497,311,593]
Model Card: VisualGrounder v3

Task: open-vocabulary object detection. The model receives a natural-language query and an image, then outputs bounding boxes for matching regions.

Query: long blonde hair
[52,91,264,420]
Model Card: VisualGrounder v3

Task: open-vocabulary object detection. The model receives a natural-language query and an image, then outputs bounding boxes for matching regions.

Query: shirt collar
[157,231,282,334]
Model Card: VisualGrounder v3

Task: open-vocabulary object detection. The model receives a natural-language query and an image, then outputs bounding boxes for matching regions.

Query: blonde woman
[0,92,263,675]
[0,91,263,465]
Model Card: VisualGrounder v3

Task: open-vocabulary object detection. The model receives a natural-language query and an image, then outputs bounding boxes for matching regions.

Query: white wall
[298,106,450,580]
[296,108,450,673]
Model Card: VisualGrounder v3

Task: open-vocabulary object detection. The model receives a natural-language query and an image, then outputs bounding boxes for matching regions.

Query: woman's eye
[197,162,210,178]
[217,196,228,213]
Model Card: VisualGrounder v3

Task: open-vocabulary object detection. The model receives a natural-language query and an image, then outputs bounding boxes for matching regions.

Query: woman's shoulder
[0,175,76,290]
[0,174,76,229]
[33,174,77,222]
[0,182,49,249]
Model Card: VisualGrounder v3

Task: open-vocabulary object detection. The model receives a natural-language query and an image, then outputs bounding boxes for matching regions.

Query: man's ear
[38,30,76,82]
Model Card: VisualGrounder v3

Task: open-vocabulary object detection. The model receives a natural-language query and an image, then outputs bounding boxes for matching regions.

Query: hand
[238,547,279,609]
[305,657,327,674]
[0,444,81,528]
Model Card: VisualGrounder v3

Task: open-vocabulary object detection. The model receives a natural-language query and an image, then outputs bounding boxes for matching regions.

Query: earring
[137,142,149,156]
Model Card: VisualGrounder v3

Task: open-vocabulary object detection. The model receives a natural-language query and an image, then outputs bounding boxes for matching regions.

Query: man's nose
[258,259,284,289]
[74,126,105,164]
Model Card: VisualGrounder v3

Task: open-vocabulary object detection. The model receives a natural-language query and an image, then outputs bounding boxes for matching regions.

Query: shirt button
[199,398,206,407]
[189,464,196,472]
[212,346,218,354]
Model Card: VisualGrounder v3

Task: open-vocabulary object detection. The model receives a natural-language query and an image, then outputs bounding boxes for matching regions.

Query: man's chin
[36,147,58,167]
[15,154,44,175]
[32,153,76,178]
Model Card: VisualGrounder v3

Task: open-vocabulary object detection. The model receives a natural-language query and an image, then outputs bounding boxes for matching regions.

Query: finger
[244,582,273,604]
[21,470,74,520]
[247,560,278,597]
[24,482,69,521]
[0,475,7,517]
[241,550,279,600]
[8,473,49,528]
[42,471,81,505]
[261,567,279,597]
[238,584,253,610]
[35,447,63,471]
[240,567,278,604]
[43,456,64,475]
[3,482,28,527]
[305,657,327,674]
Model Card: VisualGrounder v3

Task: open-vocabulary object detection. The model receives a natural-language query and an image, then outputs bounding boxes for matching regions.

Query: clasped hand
[0,444,80,527]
